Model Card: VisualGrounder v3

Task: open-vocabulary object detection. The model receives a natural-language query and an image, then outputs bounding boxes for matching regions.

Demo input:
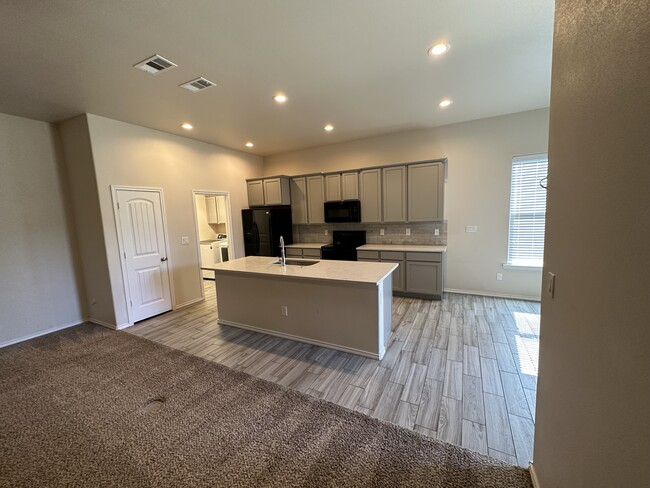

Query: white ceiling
[0,0,554,156]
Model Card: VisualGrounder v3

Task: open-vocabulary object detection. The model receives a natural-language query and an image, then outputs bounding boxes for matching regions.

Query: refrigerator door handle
[252,221,260,255]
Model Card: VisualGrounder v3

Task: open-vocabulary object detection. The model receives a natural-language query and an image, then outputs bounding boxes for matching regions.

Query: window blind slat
[507,155,548,267]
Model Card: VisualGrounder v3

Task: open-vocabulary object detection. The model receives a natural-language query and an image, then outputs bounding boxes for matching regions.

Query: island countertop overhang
[203,256,398,286]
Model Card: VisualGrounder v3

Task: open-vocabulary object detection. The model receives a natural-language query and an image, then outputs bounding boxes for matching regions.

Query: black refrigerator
[242,206,293,257]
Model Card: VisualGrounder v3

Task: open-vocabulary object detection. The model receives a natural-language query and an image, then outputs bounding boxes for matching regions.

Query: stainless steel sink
[272,259,319,266]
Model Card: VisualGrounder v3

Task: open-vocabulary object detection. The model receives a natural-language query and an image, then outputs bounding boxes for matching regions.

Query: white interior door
[116,189,172,322]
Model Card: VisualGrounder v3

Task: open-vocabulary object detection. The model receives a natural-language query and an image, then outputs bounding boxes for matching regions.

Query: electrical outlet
[547,272,556,298]
[465,225,478,233]
[281,305,288,316]
[405,228,411,236]
[434,229,440,236]
[181,236,190,245]
[380,229,385,236]
[324,229,329,235]
[496,273,503,281]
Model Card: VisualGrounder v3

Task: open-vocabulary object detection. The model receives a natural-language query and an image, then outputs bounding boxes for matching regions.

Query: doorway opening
[192,191,234,288]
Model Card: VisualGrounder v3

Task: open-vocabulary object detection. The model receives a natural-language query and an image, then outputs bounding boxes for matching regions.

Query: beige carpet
[0,324,532,487]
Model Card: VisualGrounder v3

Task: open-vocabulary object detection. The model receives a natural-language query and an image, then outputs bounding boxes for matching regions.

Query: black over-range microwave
[324,200,361,223]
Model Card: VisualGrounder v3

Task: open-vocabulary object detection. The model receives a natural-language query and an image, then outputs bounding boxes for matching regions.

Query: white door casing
[115,189,172,322]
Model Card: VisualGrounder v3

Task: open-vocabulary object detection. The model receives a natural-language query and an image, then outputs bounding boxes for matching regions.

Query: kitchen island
[203,256,397,359]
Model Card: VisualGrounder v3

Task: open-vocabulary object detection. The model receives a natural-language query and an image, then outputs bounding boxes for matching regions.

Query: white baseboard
[0,320,82,349]
[529,462,541,488]
[218,319,383,360]
[175,297,204,310]
[444,288,541,302]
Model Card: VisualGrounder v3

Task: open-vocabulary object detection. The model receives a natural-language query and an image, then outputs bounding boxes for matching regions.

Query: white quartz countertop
[203,256,397,285]
[284,242,330,249]
[357,244,447,253]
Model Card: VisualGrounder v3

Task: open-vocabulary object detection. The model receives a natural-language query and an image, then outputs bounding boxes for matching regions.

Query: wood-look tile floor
[127,280,540,467]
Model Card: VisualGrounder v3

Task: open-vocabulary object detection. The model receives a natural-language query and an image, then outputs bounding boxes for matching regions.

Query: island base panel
[214,273,391,359]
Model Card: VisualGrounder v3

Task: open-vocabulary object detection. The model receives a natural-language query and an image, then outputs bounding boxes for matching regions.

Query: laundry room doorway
[192,191,233,288]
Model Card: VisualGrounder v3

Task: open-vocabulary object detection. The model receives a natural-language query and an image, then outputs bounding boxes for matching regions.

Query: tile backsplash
[293,221,447,245]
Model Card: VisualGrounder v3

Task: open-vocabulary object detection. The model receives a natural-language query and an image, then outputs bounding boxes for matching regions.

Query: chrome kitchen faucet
[279,236,286,267]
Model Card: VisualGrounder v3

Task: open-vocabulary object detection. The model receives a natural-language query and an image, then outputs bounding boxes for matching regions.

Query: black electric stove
[321,230,366,261]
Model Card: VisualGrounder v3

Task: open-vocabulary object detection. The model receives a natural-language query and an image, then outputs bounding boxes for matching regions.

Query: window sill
[502,263,543,271]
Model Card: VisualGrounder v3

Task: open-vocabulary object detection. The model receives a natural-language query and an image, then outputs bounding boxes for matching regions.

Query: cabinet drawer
[406,252,442,262]
[286,248,302,257]
[302,248,321,258]
[357,250,379,260]
[380,251,405,260]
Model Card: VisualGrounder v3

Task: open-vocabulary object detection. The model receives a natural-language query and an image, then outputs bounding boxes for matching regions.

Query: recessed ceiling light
[273,94,288,104]
[428,43,450,56]
[245,142,254,148]
[438,99,453,108]
[180,123,193,130]
[324,124,334,132]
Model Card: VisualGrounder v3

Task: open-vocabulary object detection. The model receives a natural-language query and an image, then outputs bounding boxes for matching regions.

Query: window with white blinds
[507,154,548,267]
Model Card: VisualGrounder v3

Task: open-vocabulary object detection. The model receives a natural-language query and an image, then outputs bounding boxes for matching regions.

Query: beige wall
[84,114,264,326]
[533,1,650,487]
[58,115,116,326]
[0,112,83,345]
[265,109,550,299]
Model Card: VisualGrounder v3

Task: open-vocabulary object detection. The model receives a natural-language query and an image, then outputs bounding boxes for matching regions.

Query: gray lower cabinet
[286,247,321,259]
[357,249,443,299]
[379,251,405,292]
[405,252,443,298]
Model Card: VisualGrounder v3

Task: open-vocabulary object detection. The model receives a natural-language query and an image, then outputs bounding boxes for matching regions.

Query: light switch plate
[405,228,411,235]
[380,229,385,236]
[434,229,440,236]
[465,225,478,233]
[181,237,190,245]
[324,229,329,235]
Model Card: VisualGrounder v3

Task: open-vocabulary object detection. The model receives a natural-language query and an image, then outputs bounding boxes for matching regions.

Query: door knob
[161,257,168,262]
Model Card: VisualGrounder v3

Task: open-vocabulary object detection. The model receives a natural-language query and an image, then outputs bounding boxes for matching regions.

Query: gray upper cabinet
[290,177,308,224]
[408,162,444,221]
[306,175,325,224]
[263,177,291,205]
[324,174,341,202]
[359,169,382,222]
[247,177,291,207]
[382,165,407,222]
[247,180,265,207]
[341,172,359,200]
[325,172,359,201]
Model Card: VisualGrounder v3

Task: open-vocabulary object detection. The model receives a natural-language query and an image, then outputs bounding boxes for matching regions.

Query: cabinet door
[406,261,440,295]
[205,196,219,224]
[215,196,227,223]
[408,162,444,221]
[247,180,265,207]
[263,178,283,205]
[290,177,308,224]
[307,175,325,224]
[382,166,407,222]
[383,260,405,292]
[341,172,359,200]
[359,169,381,223]
[325,174,342,202]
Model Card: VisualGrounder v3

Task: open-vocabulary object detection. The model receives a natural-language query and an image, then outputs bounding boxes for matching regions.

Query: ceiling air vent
[180,77,216,93]
[133,54,177,75]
